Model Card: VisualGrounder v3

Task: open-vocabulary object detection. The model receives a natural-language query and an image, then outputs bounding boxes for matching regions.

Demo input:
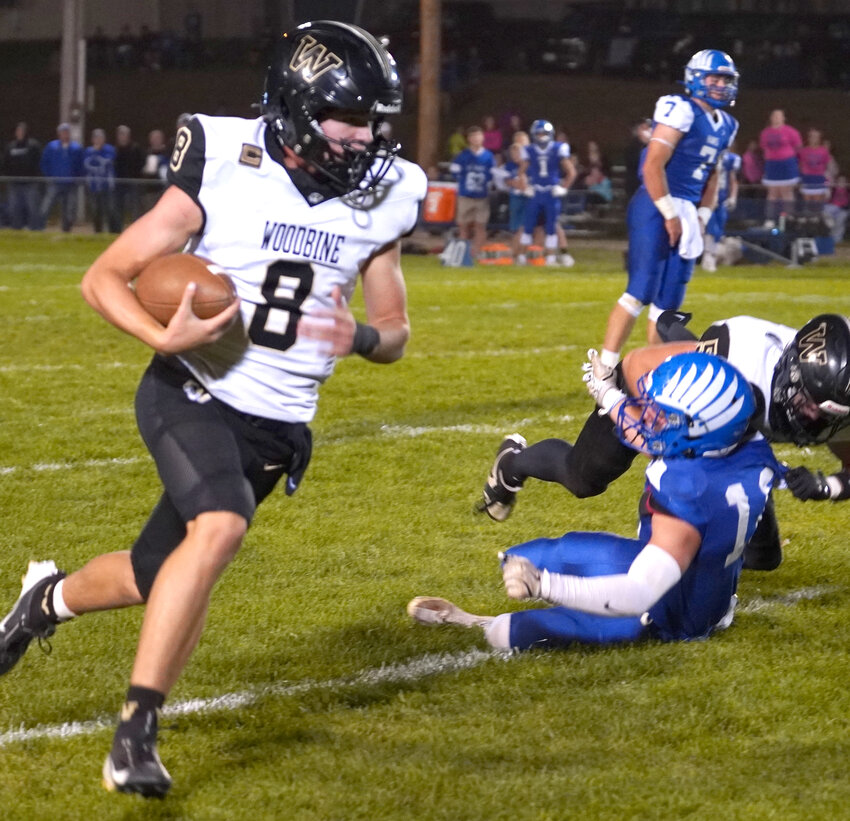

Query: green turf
[0,232,848,820]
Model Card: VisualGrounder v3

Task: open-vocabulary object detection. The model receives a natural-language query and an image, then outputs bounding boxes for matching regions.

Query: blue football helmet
[616,352,756,458]
[684,49,739,108]
[529,119,555,147]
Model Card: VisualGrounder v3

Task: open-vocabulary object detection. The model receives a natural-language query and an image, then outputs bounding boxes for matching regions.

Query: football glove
[502,555,541,600]
[551,184,568,197]
[785,466,831,501]
[581,349,625,414]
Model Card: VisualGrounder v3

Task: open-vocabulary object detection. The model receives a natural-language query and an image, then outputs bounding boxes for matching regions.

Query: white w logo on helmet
[289,35,344,81]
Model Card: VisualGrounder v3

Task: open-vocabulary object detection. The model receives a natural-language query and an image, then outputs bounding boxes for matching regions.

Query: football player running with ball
[412,353,784,650]
[0,21,426,797]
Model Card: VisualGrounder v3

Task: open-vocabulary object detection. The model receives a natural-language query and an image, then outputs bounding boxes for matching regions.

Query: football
[134,254,236,325]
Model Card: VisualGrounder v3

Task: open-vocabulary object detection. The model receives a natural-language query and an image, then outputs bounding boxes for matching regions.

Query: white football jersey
[696,315,796,437]
[167,115,427,422]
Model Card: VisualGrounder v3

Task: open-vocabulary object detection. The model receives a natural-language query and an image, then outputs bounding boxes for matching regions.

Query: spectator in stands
[482,115,503,159]
[39,123,84,232]
[83,128,119,233]
[740,139,764,186]
[798,128,833,214]
[113,125,144,230]
[141,128,169,210]
[2,121,42,230]
[623,118,651,201]
[823,175,848,243]
[759,109,802,225]
[450,125,495,260]
[115,24,138,69]
[503,136,528,257]
[446,125,467,160]
[576,140,611,203]
[500,113,524,153]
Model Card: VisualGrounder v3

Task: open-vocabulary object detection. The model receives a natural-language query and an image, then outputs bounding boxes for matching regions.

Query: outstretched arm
[504,513,699,616]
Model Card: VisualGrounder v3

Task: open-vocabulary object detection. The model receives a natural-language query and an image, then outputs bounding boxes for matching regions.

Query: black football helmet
[261,20,402,195]
[769,314,850,444]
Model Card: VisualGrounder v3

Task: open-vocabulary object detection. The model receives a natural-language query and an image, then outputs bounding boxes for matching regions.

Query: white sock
[600,348,620,369]
[52,579,77,621]
[483,613,513,649]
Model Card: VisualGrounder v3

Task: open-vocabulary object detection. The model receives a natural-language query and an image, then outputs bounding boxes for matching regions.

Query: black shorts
[130,355,312,597]
[135,354,312,524]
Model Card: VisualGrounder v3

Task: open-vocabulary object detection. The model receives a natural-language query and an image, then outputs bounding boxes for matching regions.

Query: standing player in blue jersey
[410,353,782,650]
[702,147,741,272]
[596,50,739,375]
[516,119,577,267]
[450,125,496,260]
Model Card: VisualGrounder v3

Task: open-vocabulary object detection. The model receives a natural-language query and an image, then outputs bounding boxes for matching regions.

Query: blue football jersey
[652,94,738,202]
[449,148,495,198]
[717,150,741,200]
[523,141,570,188]
[642,438,782,640]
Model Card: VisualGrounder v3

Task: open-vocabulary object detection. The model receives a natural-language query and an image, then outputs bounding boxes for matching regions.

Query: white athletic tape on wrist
[653,194,677,220]
[697,206,713,225]
[599,387,626,415]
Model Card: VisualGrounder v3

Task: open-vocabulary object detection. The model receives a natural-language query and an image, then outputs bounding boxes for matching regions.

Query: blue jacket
[40,140,84,181]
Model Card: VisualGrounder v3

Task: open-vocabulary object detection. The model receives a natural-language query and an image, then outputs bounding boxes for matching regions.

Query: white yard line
[0,418,576,474]
[0,648,505,748]
[737,585,838,613]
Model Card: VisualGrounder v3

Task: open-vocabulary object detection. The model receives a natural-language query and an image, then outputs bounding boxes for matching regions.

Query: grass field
[0,231,848,820]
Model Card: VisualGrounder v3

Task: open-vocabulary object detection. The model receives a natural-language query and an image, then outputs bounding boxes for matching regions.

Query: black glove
[785,466,831,501]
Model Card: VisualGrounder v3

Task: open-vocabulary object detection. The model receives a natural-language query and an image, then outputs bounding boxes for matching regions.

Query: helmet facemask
[770,345,850,445]
[261,21,403,196]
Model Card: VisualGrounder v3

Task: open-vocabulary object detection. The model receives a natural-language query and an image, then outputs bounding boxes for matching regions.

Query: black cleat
[475,434,527,521]
[103,721,172,798]
[0,560,65,676]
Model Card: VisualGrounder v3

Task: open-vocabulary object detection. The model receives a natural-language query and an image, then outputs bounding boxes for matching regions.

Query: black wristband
[352,322,380,357]
[831,469,850,501]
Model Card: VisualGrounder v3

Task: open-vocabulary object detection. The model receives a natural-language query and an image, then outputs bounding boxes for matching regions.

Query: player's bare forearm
[622,342,698,394]
[360,240,410,363]
[81,186,224,352]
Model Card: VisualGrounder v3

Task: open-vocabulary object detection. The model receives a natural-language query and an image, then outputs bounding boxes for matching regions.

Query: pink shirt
[760,124,803,161]
[483,128,502,153]
[798,145,831,177]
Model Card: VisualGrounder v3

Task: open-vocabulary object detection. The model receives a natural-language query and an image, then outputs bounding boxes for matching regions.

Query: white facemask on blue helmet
[529,119,555,147]
[684,49,739,108]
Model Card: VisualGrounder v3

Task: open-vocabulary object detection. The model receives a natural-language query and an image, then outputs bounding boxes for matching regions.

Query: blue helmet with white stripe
[684,49,739,108]
[617,353,755,458]
[529,119,554,147]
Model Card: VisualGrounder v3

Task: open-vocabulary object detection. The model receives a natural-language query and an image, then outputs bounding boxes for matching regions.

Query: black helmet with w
[261,20,403,195]
[770,314,850,444]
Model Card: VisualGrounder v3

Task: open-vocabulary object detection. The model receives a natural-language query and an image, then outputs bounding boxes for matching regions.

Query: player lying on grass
[410,352,784,650]
[476,313,850,572]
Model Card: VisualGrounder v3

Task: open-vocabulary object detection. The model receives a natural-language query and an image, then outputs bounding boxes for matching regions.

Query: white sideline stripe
[0,417,576,474]
[0,649,504,748]
[409,344,577,359]
[0,362,129,373]
[0,344,580,371]
[739,585,838,613]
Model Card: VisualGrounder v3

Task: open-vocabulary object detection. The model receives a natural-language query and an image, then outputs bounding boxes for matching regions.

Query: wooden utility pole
[417,0,441,173]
